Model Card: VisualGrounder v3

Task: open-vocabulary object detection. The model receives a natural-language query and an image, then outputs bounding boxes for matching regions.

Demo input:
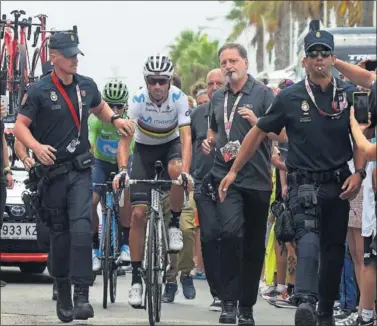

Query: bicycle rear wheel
[102,208,111,309]
[147,212,158,326]
[109,218,118,303]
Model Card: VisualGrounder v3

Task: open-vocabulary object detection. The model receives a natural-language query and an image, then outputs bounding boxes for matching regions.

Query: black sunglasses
[110,104,125,110]
[307,50,332,58]
[147,77,169,86]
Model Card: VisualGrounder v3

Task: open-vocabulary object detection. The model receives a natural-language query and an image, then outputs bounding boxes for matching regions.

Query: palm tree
[168,30,219,94]
[223,0,265,72]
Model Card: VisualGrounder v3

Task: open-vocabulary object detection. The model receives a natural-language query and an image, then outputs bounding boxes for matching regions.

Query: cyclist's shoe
[52,279,58,301]
[168,227,183,251]
[219,300,237,324]
[180,273,196,300]
[162,282,178,303]
[128,283,143,307]
[55,277,73,323]
[73,285,94,320]
[92,249,101,272]
[120,244,131,262]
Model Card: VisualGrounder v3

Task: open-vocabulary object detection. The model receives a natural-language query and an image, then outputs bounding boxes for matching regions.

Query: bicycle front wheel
[147,212,159,326]
[109,218,118,304]
[102,208,112,309]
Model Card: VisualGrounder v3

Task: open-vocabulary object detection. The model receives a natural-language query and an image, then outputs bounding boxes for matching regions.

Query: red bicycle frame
[32,14,48,65]
[1,19,29,93]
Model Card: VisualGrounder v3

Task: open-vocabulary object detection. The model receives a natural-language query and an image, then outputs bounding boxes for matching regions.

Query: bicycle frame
[35,15,48,65]
[97,187,119,260]
[1,20,29,93]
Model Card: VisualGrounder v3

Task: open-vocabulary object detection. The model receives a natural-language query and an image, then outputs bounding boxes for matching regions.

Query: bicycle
[0,10,33,115]
[29,23,78,82]
[120,160,190,326]
[29,14,48,82]
[93,172,122,309]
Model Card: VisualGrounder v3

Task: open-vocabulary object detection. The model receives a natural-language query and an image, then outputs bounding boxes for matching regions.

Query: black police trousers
[214,179,271,307]
[193,180,220,299]
[287,180,350,311]
[41,169,93,285]
[0,182,6,227]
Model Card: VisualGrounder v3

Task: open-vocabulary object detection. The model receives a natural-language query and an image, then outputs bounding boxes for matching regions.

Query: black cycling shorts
[130,137,181,206]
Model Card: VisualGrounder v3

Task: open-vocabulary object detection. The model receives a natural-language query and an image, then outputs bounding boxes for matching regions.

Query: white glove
[113,170,129,191]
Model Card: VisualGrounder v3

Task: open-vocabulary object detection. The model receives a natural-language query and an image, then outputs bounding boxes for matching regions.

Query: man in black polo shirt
[191,68,225,311]
[220,31,366,326]
[14,32,135,322]
[202,43,286,324]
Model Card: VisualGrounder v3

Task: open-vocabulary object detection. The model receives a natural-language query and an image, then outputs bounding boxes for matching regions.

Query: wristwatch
[355,168,366,180]
[110,114,121,125]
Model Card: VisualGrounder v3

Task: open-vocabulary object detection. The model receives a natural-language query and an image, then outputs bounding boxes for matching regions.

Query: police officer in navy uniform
[219,30,367,326]
[14,32,135,323]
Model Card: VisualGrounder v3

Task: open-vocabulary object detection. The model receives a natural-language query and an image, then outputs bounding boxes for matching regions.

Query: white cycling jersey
[128,85,191,145]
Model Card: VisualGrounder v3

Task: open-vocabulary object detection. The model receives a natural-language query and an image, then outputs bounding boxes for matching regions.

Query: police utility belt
[40,151,93,180]
[287,164,350,185]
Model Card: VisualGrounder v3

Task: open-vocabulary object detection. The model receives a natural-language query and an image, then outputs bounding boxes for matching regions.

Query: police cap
[304,30,334,53]
[48,32,84,57]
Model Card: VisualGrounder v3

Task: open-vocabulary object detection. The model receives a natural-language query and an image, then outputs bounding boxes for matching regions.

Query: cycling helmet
[102,79,129,104]
[143,54,174,79]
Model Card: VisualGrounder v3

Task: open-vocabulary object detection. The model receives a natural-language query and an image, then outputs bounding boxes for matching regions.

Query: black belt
[36,161,74,180]
[287,165,350,185]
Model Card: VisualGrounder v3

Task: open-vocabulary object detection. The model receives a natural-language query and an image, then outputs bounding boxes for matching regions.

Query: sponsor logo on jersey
[133,94,146,103]
[140,116,152,124]
[172,91,182,102]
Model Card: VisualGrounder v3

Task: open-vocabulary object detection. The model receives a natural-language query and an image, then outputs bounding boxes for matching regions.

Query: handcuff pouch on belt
[73,151,93,171]
[272,200,296,245]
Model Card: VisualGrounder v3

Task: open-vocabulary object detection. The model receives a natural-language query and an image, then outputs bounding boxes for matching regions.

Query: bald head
[206,68,225,99]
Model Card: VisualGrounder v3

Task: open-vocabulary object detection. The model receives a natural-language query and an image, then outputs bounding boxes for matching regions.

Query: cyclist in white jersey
[113,54,192,307]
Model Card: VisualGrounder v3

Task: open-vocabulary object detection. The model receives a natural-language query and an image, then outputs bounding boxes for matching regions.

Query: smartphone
[365,60,377,72]
[353,92,369,124]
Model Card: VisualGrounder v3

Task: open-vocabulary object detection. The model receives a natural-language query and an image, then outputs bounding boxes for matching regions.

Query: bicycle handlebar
[127,179,182,186]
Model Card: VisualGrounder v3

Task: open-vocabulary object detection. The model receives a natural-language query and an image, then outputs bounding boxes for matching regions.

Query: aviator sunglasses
[306,49,332,58]
[146,76,170,86]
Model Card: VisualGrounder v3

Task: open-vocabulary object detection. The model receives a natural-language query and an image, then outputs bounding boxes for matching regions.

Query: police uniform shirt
[191,102,214,180]
[210,74,275,191]
[257,77,354,172]
[19,73,102,162]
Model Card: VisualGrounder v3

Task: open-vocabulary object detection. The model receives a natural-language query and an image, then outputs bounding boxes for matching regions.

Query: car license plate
[1,223,37,240]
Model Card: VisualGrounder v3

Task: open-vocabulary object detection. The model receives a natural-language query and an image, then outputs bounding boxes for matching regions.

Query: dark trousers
[287,181,350,310]
[193,180,220,299]
[214,180,271,307]
[41,170,93,285]
[0,183,5,227]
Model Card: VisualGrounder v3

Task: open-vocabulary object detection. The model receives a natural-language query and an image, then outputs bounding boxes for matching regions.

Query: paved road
[1,267,295,325]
